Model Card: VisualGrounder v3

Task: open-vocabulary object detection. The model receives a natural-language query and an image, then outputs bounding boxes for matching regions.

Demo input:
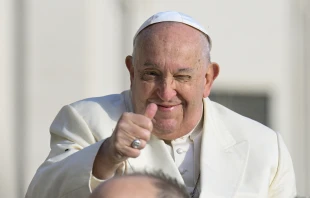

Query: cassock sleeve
[25,105,111,198]
[268,132,297,198]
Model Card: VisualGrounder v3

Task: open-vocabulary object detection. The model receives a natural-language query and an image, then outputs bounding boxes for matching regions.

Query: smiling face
[126,22,219,140]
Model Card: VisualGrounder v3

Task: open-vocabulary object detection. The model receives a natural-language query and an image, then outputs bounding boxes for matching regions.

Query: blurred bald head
[90,172,189,198]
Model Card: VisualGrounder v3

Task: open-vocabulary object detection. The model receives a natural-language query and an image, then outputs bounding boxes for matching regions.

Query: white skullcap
[133,11,210,44]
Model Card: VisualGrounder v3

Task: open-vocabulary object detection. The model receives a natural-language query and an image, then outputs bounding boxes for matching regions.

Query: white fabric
[134,11,210,42]
[26,90,297,198]
[165,113,203,197]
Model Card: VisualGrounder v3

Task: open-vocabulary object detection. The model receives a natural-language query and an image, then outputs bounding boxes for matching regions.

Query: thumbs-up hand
[93,103,158,179]
[111,103,158,160]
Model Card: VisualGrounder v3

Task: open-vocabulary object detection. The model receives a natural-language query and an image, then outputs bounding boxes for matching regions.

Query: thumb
[144,103,158,119]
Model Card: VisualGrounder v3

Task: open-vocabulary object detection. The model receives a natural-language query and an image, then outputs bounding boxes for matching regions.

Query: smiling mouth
[156,104,181,111]
[158,104,174,108]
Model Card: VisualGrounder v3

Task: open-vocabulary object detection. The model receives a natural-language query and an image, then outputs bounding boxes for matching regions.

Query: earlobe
[203,62,220,98]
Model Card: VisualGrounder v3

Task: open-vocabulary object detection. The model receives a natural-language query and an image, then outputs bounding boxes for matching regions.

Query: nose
[156,78,177,101]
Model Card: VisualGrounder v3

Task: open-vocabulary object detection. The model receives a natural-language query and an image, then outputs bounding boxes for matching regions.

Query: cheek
[132,80,155,99]
[179,82,205,106]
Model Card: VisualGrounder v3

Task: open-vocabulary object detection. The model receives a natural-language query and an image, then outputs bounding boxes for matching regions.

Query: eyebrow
[143,62,195,73]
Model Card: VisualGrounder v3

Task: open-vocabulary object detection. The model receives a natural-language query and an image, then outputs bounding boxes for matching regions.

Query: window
[209,92,270,127]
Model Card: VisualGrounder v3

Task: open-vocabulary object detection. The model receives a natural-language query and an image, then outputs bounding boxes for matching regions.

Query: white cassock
[26,90,296,198]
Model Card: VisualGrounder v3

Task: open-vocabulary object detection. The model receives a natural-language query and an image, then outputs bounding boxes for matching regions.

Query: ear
[203,62,220,98]
[125,56,134,85]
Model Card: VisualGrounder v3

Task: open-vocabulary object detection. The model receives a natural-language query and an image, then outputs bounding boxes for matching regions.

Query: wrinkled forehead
[135,22,207,49]
[133,23,209,64]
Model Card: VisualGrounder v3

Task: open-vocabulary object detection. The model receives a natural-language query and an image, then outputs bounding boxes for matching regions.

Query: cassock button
[176,148,184,154]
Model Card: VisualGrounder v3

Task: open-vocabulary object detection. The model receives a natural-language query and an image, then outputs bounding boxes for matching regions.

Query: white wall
[303,0,310,191]
[23,0,90,194]
[289,0,309,194]
[1,0,308,197]
[0,0,17,197]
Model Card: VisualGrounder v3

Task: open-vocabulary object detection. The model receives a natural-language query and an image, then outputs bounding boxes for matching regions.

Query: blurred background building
[1,0,309,197]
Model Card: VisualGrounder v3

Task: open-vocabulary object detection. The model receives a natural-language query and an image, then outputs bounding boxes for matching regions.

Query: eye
[140,70,160,81]
[145,71,159,76]
[175,75,191,82]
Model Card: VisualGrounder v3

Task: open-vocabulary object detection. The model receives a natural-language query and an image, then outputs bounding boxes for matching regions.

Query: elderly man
[26,11,296,198]
[89,171,189,198]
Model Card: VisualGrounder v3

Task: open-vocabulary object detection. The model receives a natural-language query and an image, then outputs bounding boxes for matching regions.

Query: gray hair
[129,170,190,198]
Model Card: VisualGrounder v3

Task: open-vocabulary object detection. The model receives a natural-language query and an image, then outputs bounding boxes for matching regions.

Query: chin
[153,119,177,131]
[153,127,174,135]
[152,125,178,140]
[151,118,182,139]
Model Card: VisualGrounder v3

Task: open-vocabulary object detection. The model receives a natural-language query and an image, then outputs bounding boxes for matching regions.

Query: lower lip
[157,105,179,112]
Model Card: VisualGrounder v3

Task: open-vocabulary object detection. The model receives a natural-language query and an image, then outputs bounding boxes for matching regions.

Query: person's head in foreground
[89,171,189,198]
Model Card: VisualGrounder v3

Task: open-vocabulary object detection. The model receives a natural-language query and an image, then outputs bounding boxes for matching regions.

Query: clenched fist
[93,103,158,179]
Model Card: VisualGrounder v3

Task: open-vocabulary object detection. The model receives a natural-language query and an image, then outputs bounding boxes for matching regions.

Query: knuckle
[141,129,151,141]
[114,140,125,151]
[116,124,129,135]
[144,133,151,141]
[121,112,132,119]
[130,150,141,158]
[114,142,121,151]
[139,142,146,149]
[113,133,122,142]
[117,120,126,129]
